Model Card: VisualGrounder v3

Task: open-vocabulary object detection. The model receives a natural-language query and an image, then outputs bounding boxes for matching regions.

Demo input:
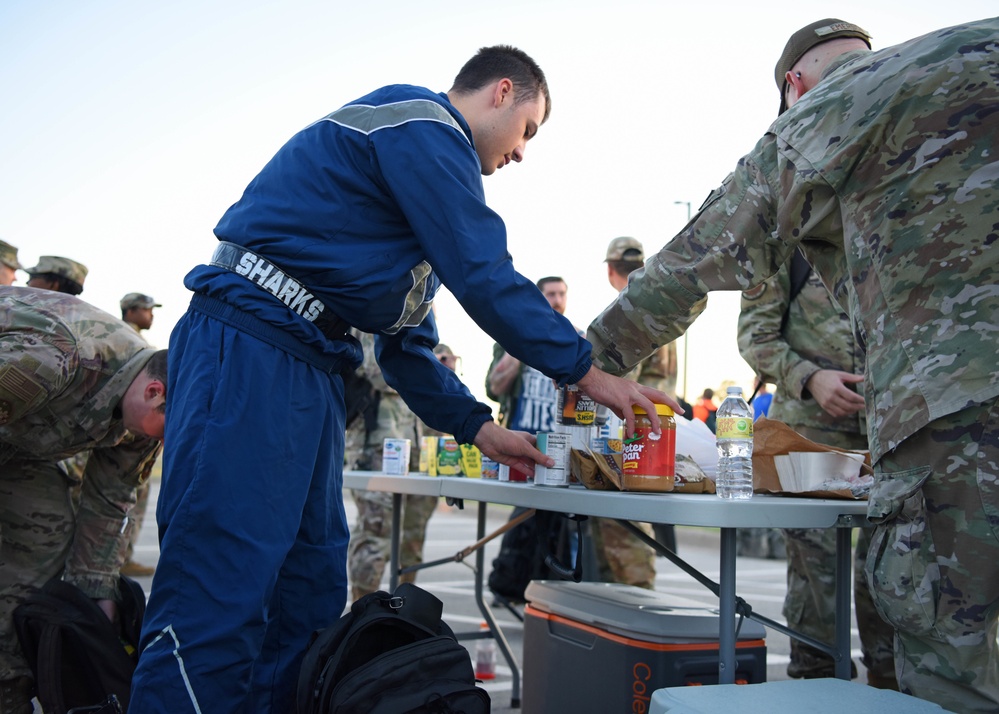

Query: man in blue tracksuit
[131,46,675,712]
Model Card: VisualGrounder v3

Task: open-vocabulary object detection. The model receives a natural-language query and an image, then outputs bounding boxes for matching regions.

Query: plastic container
[474,621,496,680]
[622,405,676,492]
[715,387,754,499]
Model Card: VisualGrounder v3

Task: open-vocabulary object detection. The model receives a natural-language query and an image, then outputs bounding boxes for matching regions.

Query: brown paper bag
[752,416,871,500]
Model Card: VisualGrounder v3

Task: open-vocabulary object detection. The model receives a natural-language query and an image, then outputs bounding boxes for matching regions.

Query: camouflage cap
[775,18,871,114]
[605,236,644,263]
[0,240,22,271]
[120,292,162,310]
[433,343,455,357]
[24,256,88,285]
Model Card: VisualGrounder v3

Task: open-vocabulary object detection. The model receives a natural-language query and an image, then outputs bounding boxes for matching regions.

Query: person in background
[345,331,442,601]
[486,276,572,433]
[0,288,166,713]
[23,256,87,296]
[121,292,161,333]
[739,243,897,687]
[24,256,91,489]
[588,18,999,710]
[692,388,717,433]
[751,377,772,421]
[132,45,672,711]
[118,292,165,579]
[0,241,22,286]
[601,235,692,563]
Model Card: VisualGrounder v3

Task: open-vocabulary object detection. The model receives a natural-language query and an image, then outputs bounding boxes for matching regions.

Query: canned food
[557,385,596,426]
[498,463,528,483]
[382,438,412,476]
[534,431,572,487]
[621,405,676,491]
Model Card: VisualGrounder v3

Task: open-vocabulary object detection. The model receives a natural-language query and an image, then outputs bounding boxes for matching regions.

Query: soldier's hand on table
[575,365,683,438]
[806,369,865,418]
[473,421,552,479]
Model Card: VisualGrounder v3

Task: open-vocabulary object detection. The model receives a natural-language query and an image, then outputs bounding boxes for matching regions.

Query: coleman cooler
[523,581,767,713]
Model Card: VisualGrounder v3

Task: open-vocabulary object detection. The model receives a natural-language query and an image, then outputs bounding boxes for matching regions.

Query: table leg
[389,491,402,592]
[834,527,852,680]
[718,527,737,684]
[473,500,521,707]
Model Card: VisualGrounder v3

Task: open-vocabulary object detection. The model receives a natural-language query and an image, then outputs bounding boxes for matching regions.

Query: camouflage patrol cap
[776,19,871,114]
[24,256,89,285]
[120,292,162,311]
[0,240,22,271]
[433,343,454,358]
[605,236,644,263]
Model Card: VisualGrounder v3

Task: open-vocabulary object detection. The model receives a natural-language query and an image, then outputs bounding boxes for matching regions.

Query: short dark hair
[450,45,551,124]
[31,273,84,296]
[608,260,643,279]
[536,276,565,291]
[145,349,168,412]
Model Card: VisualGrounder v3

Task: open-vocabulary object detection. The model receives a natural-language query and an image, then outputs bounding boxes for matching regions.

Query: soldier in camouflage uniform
[0,287,167,713]
[0,243,21,288]
[345,331,438,601]
[739,250,896,687]
[591,237,680,588]
[23,256,88,296]
[588,18,999,710]
[119,292,164,578]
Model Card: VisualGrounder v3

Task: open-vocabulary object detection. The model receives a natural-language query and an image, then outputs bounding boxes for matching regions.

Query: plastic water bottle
[716,386,754,499]
[474,622,496,680]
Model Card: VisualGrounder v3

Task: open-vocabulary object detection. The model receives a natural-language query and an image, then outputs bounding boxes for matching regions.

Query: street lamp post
[673,201,692,400]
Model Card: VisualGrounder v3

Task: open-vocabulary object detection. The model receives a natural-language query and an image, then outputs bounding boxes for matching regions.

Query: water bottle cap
[727,386,743,395]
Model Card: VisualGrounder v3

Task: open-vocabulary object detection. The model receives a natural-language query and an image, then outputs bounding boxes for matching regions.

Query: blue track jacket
[185,84,592,443]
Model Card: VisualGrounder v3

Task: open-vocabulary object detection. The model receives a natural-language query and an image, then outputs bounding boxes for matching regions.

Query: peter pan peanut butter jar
[621,404,676,492]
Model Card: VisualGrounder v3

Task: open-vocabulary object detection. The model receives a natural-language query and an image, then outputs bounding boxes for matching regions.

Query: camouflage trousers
[589,518,656,590]
[782,425,895,686]
[346,393,436,599]
[783,526,895,684]
[865,398,999,712]
[348,490,439,599]
[0,460,76,680]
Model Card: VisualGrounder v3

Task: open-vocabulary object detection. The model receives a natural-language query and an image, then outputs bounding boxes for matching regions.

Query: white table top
[343,472,870,529]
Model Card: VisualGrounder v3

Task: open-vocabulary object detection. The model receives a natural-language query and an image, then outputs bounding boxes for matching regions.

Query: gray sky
[1,0,993,404]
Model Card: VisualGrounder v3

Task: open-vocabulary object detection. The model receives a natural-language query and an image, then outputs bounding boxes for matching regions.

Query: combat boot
[0,676,34,714]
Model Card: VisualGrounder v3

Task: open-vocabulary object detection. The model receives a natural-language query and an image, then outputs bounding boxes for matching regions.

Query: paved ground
[130,478,877,712]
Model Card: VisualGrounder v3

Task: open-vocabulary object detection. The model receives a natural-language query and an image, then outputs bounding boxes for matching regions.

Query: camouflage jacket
[738,263,864,435]
[0,287,160,598]
[589,19,999,463]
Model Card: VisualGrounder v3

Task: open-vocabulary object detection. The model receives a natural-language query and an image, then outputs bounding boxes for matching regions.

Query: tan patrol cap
[120,292,162,311]
[775,18,871,114]
[0,240,22,271]
[24,256,89,286]
[605,236,644,263]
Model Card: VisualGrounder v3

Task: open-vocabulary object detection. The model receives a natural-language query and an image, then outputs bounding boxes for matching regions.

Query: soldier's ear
[144,379,166,405]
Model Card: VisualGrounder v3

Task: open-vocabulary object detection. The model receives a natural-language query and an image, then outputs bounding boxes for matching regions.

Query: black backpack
[12,576,144,714]
[297,582,489,714]
[487,509,583,603]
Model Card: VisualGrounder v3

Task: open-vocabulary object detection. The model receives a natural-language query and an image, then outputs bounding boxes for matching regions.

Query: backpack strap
[780,247,812,333]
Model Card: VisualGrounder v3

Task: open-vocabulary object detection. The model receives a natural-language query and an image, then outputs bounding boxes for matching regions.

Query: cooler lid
[525,581,766,642]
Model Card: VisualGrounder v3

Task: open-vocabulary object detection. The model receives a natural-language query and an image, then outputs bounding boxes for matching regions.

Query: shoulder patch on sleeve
[0,364,46,425]
[742,283,769,301]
